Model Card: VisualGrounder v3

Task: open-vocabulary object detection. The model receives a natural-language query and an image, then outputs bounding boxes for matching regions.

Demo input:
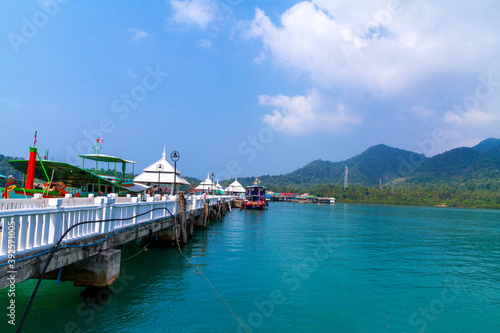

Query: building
[224,178,245,195]
[134,148,190,195]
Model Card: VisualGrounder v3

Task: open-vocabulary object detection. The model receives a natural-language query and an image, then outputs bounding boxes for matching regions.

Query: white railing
[0,195,98,211]
[0,195,233,258]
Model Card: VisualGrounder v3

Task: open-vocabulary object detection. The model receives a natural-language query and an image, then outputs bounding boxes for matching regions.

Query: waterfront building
[134,148,189,195]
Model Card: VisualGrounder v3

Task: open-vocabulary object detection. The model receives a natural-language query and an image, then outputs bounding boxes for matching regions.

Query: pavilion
[195,174,216,193]
[134,148,189,195]
[224,178,246,195]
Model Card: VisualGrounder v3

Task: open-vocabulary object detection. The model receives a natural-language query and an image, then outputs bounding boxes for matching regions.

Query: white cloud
[430,107,500,154]
[241,1,500,96]
[459,109,499,126]
[1,97,22,109]
[169,0,217,29]
[128,28,149,41]
[411,106,435,118]
[259,90,362,134]
[197,39,213,49]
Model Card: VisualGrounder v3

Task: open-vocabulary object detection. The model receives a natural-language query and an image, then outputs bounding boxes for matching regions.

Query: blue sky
[1,0,499,180]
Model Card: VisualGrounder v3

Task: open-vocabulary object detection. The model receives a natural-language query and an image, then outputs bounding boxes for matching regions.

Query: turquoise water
[2,202,500,332]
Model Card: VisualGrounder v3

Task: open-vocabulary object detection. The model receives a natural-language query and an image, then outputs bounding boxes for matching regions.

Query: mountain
[238,144,427,188]
[236,139,500,191]
[183,176,202,187]
[408,147,500,186]
[483,145,500,158]
[472,138,500,152]
[0,155,23,180]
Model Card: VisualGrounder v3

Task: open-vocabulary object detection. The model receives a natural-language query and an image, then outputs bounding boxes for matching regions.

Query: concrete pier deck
[0,194,233,290]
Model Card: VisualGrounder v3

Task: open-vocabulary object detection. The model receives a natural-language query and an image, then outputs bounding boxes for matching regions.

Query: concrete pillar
[179,193,187,244]
[43,249,121,287]
[203,197,208,228]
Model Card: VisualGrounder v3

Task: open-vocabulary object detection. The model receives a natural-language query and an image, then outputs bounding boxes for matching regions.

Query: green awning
[78,154,136,164]
[8,160,143,193]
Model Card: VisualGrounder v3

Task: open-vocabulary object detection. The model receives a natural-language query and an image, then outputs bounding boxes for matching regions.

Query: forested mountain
[472,138,500,152]
[236,139,500,191]
[407,147,500,189]
[0,155,23,180]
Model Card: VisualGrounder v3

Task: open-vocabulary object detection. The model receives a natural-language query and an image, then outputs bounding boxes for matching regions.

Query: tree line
[269,183,500,209]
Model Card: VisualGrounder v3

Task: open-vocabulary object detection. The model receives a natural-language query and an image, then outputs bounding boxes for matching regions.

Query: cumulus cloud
[242,0,500,147]
[169,0,217,29]
[197,39,213,49]
[241,1,500,96]
[128,28,149,41]
[259,90,362,134]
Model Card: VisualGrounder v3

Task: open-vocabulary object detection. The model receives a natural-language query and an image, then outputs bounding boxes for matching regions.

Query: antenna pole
[344,166,349,190]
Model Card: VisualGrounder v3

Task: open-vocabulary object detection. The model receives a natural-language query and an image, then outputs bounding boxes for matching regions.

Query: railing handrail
[0,195,235,258]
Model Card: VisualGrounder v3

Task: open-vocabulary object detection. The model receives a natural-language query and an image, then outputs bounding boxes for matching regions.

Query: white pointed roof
[141,147,180,174]
[225,178,245,193]
[134,148,190,185]
[195,174,216,191]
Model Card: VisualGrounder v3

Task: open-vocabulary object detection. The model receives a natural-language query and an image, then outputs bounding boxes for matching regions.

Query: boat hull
[13,187,65,198]
[243,200,268,210]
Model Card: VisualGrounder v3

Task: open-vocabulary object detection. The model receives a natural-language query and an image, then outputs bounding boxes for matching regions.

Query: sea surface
[2,202,500,333]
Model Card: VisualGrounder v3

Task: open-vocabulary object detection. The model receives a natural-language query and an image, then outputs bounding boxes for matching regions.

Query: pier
[0,194,234,290]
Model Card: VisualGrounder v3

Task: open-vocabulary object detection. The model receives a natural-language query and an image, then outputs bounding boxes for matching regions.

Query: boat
[2,134,148,199]
[244,178,268,210]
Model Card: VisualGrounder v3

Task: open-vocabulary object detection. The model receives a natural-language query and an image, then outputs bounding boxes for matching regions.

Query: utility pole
[344,166,349,190]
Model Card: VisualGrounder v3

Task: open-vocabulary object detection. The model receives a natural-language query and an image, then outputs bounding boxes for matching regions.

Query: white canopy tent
[216,181,223,192]
[224,178,246,195]
[195,174,216,192]
[134,148,189,194]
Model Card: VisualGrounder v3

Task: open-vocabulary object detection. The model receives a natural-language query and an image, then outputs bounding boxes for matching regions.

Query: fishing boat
[2,133,148,199]
[244,178,268,210]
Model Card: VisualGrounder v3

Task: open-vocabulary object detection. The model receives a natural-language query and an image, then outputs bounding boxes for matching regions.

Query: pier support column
[189,214,194,236]
[222,199,226,216]
[203,197,208,228]
[43,249,121,287]
[217,202,222,220]
[179,193,188,244]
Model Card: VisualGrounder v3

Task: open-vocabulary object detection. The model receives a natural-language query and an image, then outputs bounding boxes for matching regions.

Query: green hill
[472,138,500,152]
[237,144,427,189]
[407,147,500,189]
[0,155,24,180]
[234,139,500,194]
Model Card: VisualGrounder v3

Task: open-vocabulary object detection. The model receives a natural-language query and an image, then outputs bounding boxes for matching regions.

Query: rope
[175,240,249,333]
[16,206,170,332]
[43,169,55,197]
[16,202,239,332]
[122,243,150,262]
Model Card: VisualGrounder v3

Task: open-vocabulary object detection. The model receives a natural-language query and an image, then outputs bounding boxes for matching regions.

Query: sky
[1,0,499,180]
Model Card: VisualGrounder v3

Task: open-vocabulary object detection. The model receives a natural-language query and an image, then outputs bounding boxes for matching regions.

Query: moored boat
[2,133,148,198]
[244,178,268,210]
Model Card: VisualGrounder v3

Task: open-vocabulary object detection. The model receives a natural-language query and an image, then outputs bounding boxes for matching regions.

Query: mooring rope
[122,242,150,262]
[16,202,244,332]
[175,240,249,333]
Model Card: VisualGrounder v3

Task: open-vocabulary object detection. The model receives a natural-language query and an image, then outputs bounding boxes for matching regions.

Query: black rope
[16,205,175,332]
